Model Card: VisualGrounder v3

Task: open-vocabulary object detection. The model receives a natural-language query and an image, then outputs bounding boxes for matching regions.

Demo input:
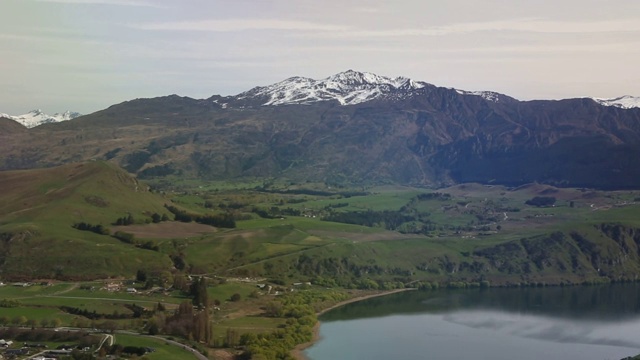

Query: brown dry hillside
[0,117,26,135]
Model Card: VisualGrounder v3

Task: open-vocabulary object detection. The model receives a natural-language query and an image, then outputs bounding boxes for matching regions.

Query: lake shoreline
[291,288,417,360]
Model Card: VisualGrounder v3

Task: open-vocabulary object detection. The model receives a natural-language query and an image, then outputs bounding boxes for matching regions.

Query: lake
[305,284,640,360]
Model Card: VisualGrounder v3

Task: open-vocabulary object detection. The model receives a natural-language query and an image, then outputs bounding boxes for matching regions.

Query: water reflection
[309,284,640,360]
[443,311,640,348]
[321,284,640,322]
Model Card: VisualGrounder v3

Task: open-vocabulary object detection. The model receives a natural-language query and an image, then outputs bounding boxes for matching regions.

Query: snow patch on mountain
[237,70,428,106]
[592,95,640,109]
[0,109,81,128]
[455,89,505,103]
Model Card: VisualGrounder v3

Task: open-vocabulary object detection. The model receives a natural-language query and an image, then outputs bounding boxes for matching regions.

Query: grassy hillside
[2,162,640,287]
[0,161,174,279]
[140,179,640,287]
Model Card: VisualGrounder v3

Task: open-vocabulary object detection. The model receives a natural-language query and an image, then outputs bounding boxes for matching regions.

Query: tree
[190,277,208,308]
[264,301,283,317]
[173,274,188,291]
[230,293,241,302]
[136,269,147,282]
[13,315,27,326]
[99,320,118,333]
[151,213,162,223]
[525,196,556,207]
[225,328,239,347]
[148,323,159,335]
[193,311,212,344]
[177,301,194,316]
[155,302,166,312]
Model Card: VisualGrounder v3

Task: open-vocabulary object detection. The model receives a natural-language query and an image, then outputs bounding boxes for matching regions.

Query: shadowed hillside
[1,83,640,189]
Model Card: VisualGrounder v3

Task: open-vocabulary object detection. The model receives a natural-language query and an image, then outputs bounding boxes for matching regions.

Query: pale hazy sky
[1,0,639,114]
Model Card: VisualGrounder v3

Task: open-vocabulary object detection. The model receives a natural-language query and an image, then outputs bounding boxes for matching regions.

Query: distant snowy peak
[455,89,510,103]
[238,70,428,106]
[0,109,81,128]
[592,95,640,109]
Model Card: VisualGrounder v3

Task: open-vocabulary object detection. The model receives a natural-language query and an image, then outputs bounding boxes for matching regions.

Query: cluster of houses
[0,341,50,359]
[102,282,138,294]
[0,281,55,288]
[256,281,312,296]
[0,341,93,360]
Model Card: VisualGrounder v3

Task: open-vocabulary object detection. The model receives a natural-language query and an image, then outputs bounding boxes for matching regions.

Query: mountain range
[2,70,640,189]
[0,109,82,128]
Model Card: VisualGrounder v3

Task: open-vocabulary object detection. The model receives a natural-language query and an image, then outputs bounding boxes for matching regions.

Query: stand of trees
[0,328,97,345]
[59,304,147,320]
[237,291,349,360]
[72,223,109,235]
[113,231,159,251]
[164,204,236,228]
[113,214,134,226]
[525,196,556,207]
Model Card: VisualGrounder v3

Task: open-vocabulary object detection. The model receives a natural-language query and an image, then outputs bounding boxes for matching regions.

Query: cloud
[36,0,164,7]
[295,18,640,39]
[132,19,351,32]
[293,41,640,54]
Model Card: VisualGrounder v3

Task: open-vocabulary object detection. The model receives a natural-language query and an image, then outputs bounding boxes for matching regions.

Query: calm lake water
[305,285,640,360]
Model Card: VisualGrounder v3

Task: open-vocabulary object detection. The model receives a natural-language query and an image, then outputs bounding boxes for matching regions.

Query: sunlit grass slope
[0,161,173,279]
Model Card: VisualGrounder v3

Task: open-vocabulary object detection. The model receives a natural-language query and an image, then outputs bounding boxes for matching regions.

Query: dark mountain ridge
[1,71,639,189]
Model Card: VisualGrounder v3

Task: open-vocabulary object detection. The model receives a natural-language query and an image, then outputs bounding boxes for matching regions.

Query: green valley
[2,161,640,360]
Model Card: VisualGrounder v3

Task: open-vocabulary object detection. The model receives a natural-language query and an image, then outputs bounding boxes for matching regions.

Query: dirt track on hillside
[308,229,422,242]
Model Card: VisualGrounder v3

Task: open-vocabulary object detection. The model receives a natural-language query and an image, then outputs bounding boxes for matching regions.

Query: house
[0,339,13,347]
[126,288,137,293]
[104,283,120,292]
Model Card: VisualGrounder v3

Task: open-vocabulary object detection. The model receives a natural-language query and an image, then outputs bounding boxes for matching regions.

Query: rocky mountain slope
[1,71,640,189]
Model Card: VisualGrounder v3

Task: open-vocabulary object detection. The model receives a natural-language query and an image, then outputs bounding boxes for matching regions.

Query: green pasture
[207,283,262,304]
[215,316,286,344]
[114,334,201,360]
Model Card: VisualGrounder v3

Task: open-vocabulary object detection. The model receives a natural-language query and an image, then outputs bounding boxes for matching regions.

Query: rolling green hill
[2,160,640,288]
[0,161,174,280]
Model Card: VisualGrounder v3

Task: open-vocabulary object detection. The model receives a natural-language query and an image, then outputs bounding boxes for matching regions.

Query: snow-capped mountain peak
[0,109,81,128]
[237,70,428,106]
[592,95,640,109]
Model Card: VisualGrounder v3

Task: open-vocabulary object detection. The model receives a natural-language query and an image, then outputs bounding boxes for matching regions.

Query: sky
[1,0,640,114]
